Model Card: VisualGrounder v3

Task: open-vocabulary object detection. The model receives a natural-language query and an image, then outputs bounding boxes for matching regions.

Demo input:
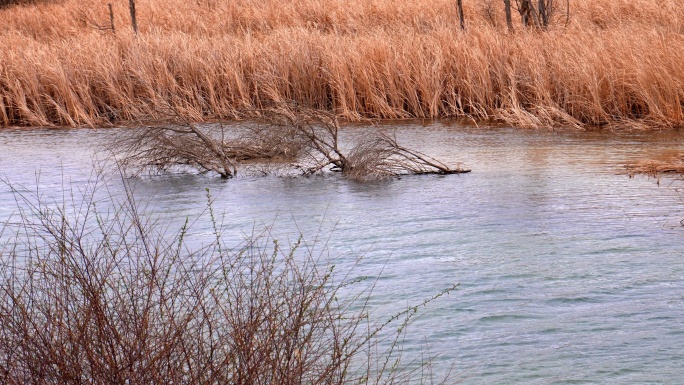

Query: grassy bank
[1,0,683,128]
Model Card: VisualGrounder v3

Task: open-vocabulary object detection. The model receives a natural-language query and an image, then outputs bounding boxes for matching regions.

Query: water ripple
[1,125,684,383]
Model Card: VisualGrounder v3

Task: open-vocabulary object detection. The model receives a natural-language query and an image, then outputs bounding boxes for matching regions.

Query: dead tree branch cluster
[77,4,115,33]
[470,0,568,30]
[116,121,303,179]
[264,107,468,181]
[516,0,559,28]
[115,107,470,181]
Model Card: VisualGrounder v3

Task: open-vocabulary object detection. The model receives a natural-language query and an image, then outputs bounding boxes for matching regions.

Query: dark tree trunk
[520,0,532,26]
[503,0,513,31]
[129,0,138,35]
[457,0,465,30]
[538,0,549,27]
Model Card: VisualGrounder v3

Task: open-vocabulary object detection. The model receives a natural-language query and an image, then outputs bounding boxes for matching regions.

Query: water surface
[1,124,683,383]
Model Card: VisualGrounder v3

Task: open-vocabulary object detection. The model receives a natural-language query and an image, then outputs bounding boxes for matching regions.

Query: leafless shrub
[344,134,468,182]
[257,106,350,175]
[625,154,684,226]
[236,124,306,163]
[0,177,456,384]
[514,0,564,28]
[115,121,304,178]
[114,106,469,181]
[116,123,238,178]
[479,0,500,28]
[260,106,471,181]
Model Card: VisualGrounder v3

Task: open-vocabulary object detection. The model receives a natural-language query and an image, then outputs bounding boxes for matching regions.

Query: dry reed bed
[1,0,684,128]
[627,154,684,177]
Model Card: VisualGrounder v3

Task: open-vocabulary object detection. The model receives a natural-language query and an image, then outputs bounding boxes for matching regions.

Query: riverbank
[1,0,683,129]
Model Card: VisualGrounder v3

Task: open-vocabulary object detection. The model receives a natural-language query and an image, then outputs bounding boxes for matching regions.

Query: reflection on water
[1,124,684,383]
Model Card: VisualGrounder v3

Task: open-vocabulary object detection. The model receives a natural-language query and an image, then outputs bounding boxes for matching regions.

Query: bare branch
[0,178,458,384]
[344,133,470,181]
[260,105,470,181]
[113,105,470,181]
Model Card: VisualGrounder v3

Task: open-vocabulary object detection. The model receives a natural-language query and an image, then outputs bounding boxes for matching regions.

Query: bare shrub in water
[260,106,469,180]
[117,122,239,178]
[115,120,304,179]
[625,154,684,226]
[343,134,465,182]
[0,179,456,384]
[115,106,469,180]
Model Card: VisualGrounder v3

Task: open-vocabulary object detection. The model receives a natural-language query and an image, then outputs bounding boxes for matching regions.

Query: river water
[1,124,683,383]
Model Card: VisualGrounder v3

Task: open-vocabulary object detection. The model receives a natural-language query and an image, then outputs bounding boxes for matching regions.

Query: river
[1,123,683,383]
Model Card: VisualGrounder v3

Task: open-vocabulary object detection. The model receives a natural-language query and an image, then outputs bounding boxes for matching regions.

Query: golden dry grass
[1,0,684,128]
[627,153,684,177]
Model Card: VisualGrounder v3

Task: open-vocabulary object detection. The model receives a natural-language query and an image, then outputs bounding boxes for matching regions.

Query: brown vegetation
[1,0,684,128]
[627,153,684,178]
[0,179,456,384]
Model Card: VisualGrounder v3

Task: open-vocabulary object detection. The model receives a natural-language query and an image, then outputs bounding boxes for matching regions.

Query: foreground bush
[0,179,454,384]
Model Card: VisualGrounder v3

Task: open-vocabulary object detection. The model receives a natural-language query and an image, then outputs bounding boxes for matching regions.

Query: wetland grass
[627,154,684,178]
[1,0,683,128]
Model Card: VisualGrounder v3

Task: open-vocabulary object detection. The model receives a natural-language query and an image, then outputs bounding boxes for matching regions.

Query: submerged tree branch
[113,106,470,181]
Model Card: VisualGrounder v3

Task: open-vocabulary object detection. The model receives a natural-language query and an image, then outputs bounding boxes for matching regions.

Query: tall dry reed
[1,0,683,128]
